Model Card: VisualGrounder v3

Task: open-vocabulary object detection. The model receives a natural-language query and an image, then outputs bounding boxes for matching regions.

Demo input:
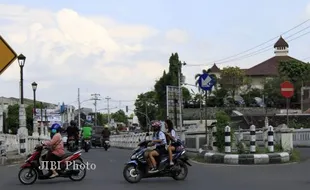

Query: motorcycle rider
[164,119,177,166]
[66,120,79,147]
[148,121,167,173]
[43,123,65,178]
[81,123,92,147]
[101,125,111,146]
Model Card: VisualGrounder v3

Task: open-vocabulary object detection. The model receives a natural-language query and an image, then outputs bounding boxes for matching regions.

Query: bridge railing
[0,134,50,156]
[109,128,310,151]
[110,132,153,149]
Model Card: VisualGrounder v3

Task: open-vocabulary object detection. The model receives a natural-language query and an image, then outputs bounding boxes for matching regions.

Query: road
[0,148,310,190]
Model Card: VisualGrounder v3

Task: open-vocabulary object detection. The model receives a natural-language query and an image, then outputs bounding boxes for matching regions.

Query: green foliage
[241,88,262,106]
[218,66,246,98]
[279,60,310,83]
[111,109,128,123]
[214,111,231,152]
[134,91,157,130]
[290,149,301,162]
[263,77,286,108]
[5,103,43,135]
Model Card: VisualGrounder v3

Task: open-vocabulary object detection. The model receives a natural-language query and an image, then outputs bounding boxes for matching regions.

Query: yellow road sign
[0,35,17,75]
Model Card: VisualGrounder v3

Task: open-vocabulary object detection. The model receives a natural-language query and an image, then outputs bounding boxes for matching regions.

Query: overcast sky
[0,0,310,114]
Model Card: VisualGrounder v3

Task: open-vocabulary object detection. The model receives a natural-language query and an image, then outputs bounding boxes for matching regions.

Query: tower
[274,36,289,56]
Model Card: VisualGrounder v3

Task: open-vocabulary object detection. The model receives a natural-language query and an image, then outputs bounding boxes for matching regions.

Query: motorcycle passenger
[148,121,167,173]
[164,119,177,166]
[43,123,65,178]
[66,120,79,146]
[81,123,92,147]
[101,125,111,144]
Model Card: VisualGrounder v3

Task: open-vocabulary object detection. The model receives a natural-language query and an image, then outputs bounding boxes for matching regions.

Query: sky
[0,0,310,114]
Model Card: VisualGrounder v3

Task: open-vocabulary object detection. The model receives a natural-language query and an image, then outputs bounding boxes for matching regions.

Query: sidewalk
[0,150,25,166]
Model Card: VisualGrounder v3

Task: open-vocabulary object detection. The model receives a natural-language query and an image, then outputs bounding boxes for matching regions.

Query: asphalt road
[1,148,310,190]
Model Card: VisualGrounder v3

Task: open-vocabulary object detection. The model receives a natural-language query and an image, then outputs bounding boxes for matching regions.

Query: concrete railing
[110,132,154,149]
[109,128,310,152]
[0,134,50,156]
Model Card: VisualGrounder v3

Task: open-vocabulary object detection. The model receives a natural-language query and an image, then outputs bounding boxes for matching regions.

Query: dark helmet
[51,123,62,134]
[151,120,161,130]
[70,120,76,127]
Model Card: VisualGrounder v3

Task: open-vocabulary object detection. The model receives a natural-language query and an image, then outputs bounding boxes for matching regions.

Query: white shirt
[153,131,167,145]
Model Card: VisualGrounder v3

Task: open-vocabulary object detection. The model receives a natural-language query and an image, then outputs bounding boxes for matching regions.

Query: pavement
[0,148,310,190]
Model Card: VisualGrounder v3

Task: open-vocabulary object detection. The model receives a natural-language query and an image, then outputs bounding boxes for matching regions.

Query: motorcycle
[67,136,78,152]
[18,144,87,185]
[83,138,91,152]
[123,135,191,183]
[102,140,110,151]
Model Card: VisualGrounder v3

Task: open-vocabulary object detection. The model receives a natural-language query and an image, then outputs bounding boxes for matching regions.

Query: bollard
[250,125,256,153]
[212,126,217,151]
[268,125,274,152]
[224,126,231,153]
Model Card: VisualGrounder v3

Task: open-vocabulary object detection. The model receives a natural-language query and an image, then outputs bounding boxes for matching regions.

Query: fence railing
[109,128,310,152]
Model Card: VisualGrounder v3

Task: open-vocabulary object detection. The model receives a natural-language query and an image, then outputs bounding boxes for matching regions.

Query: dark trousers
[46,153,61,171]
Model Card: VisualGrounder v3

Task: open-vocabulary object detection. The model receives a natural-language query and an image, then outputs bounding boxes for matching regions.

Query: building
[209,36,305,90]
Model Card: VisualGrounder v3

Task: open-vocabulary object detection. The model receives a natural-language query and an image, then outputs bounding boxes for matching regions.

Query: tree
[134,91,157,130]
[6,103,43,135]
[218,66,247,98]
[111,109,128,123]
[263,77,286,108]
[279,60,310,83]
[241,88,263,107]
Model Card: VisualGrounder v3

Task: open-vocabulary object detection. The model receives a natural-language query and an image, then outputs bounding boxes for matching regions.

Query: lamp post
[17,54,28,155]
[32,82,39,137]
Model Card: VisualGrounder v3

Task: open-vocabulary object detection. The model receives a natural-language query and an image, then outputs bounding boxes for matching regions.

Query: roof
[245,56,302,76]
[209,63,221,72]
[274,36,289,48]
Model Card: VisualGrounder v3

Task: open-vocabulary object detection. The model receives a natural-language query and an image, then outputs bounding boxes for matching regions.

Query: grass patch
[290,149,301,162]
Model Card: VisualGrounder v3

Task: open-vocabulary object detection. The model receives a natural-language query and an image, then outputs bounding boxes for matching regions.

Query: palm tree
[194,69,217,146]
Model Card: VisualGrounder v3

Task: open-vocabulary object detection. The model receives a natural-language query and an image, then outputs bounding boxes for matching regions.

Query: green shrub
[214,111,231,152]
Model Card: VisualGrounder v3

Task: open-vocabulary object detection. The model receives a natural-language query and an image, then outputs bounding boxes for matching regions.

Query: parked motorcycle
[18,144,87,185]
[123,135,191,183]
[67,136,78,152]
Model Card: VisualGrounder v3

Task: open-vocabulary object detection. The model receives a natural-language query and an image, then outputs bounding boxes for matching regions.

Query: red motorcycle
[18,144,87,185]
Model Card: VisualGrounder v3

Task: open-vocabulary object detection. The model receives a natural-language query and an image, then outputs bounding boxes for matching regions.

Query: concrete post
[268,125,274,153]
[18,104,28,155]
[280,128,294,151]
[224,126,231,153]
[0,107,3,133]
[212,126,217,151]
[250,125,256,153]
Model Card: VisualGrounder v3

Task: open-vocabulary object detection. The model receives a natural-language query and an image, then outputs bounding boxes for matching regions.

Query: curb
[201,152,290,164]
[0,156,26,166]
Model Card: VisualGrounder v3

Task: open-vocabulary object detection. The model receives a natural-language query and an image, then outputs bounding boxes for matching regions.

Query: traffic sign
[280,81,294,98]
[0,35,17,75]
[198,73,216,91]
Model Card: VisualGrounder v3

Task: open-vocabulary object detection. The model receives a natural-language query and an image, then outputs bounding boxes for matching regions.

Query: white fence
[109,128,310,151]
[0,134,49,156]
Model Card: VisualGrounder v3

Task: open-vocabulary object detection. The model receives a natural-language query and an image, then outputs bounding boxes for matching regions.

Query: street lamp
[32,82,38,134]
[18,54,26,104]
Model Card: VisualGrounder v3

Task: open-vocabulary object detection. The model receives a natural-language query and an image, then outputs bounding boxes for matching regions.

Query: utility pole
[105,96,111,125]
[91,93,101,126]
[78,88,81,129]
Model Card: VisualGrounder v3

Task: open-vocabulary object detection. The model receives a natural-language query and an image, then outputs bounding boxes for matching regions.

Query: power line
[186,19,310,66]
[110,99,135,102]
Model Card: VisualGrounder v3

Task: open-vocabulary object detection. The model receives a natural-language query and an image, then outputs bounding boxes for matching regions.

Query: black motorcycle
[83,138,91,152]
[67,136,78,152]
[123,135,191,183]
[102,139,110,151]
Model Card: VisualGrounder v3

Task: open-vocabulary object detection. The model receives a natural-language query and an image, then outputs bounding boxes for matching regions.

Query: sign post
[0,35,17,75]
[198,72,215,147]
[280,81,294,126]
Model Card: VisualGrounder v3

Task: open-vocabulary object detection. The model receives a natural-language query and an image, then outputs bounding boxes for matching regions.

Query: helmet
[70,120,76,127]
[151,121,161,130]
[51,123,61,134]
[104,125,109,129]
